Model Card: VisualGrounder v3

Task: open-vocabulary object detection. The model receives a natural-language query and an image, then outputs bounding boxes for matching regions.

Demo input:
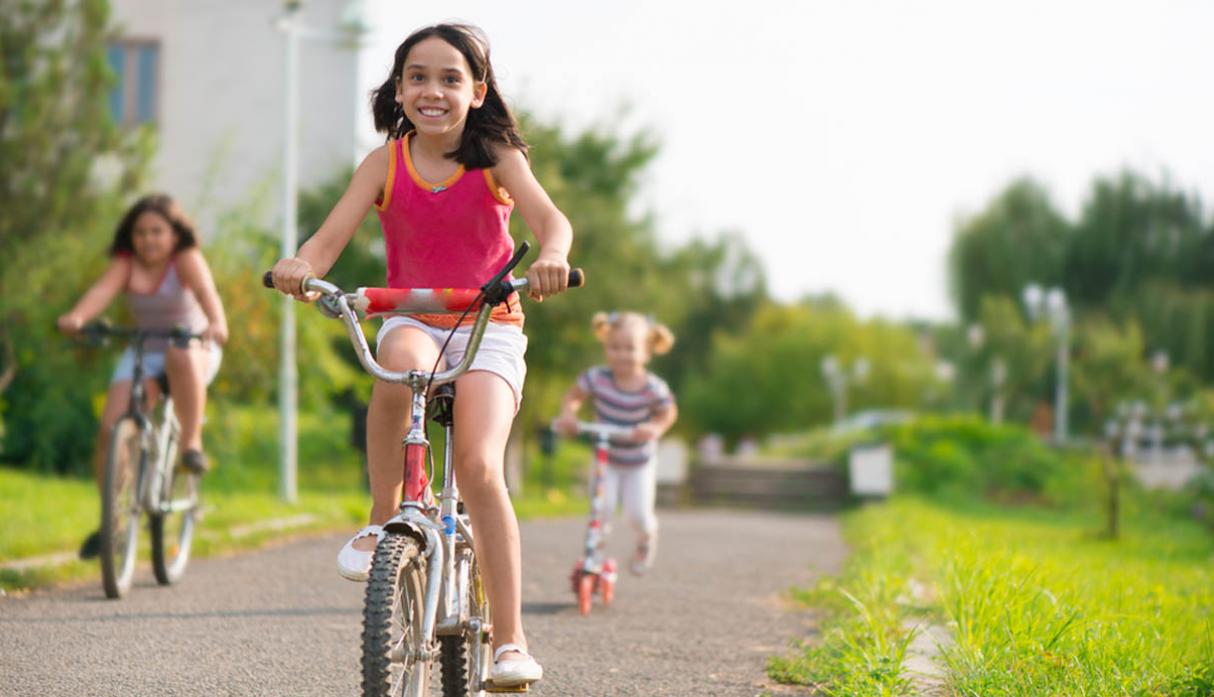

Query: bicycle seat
[428,383,456,427]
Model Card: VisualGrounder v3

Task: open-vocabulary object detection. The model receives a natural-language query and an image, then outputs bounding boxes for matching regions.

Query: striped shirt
[577,366,675,467]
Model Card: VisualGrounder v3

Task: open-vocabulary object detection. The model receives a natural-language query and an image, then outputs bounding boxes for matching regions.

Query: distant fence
[684,457,849,509]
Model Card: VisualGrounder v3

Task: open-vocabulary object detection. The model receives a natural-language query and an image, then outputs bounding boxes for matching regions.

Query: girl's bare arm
[634,403,678,443]
[553,383,588,435]
[176,248,230,344]
[57,257,131,333]
[491,146,573,300]
[271,145,388,298]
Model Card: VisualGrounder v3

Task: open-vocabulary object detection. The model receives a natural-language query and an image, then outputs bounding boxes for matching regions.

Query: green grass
[771,497,1214,696]
[1,404,590,593]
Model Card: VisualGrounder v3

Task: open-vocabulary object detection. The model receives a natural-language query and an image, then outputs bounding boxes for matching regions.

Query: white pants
[598,461,658,540]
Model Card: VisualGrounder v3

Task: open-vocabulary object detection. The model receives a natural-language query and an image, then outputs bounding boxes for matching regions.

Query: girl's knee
[456,453,505,493]
[165,344,199,368]
[376,328,437,372]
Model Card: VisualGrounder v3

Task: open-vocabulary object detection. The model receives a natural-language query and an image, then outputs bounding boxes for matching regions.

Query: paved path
[0,510,843,696]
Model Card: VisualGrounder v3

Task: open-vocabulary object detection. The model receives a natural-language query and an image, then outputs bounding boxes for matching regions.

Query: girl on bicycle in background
[57,194,228,558]
[554,312,678,575]
[270,23,571,687]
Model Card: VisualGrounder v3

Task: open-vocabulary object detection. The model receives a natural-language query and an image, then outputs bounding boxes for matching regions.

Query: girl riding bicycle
[57,194,228,558]
[270,23,571,688]
[554,312,678,575]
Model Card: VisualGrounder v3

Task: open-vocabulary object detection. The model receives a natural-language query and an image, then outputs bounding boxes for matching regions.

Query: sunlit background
[3,2,1214,691]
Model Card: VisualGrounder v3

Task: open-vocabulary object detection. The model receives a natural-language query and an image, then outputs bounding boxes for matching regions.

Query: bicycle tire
[150,416,197,585]
[100,417,142,599]
[362,532,429,696]
[441,551,490,697]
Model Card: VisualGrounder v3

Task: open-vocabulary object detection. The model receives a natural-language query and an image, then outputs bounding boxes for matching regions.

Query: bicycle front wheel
[362,532,430,696]
[150,439,198,585]
[100,417,142,599]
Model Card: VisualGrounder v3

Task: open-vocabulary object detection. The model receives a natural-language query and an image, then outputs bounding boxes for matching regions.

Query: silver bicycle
[80,322,203,599]
[265,243,581,696]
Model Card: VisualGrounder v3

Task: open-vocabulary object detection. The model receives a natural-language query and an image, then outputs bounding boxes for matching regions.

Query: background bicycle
[79,322,204,599]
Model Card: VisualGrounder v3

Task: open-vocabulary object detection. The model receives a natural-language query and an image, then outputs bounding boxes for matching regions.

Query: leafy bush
[883,415,1096,504]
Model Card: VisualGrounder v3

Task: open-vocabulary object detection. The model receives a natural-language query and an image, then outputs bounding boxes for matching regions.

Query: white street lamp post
[273,0,368,503]
[821,355,868,426]
[276,1,302,503]
[1023,283,1070,443]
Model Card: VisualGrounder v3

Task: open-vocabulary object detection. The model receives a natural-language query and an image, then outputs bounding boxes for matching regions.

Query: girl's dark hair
[371,24,527,169]
[109,194,198,256]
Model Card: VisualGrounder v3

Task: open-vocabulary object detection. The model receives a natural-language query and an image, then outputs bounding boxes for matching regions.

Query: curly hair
[109,193,198,257]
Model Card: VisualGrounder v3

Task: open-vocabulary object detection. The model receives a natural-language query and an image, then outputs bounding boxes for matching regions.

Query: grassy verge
[1,404,591,593]
[770,497,1214,696]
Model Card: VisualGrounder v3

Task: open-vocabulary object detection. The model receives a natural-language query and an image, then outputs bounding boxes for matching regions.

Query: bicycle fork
[383,385,465,653]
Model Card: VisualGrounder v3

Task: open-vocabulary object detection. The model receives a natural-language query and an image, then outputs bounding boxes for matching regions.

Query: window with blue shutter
[106,40,159,126]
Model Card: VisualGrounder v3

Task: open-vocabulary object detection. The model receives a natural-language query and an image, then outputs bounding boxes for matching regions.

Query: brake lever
[480,241,531,306]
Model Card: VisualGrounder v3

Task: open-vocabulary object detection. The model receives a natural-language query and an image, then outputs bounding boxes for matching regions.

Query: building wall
[108,0,361,233]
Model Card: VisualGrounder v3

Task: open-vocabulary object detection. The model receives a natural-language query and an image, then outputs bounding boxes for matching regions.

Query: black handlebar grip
[262,271,274,289]
[568,269,585,288]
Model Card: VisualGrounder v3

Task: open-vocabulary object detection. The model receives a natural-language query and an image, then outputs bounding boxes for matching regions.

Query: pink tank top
[124,256,208,351]
[374,133,524,328]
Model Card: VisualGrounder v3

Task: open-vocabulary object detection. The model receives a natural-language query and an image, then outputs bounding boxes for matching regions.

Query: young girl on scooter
[554,311,677,575]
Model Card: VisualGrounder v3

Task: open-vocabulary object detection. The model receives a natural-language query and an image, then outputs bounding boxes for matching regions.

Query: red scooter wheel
[577,572,595,616]
[600,576,615,607]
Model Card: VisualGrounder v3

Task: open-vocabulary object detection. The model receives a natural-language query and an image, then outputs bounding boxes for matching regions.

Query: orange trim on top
[402,132,465,193]
[482,169,513,205]
[374,140,398,212]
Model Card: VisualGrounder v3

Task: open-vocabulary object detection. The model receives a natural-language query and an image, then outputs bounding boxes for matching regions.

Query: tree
[949,178,1069,322]
[0,0,150,471]
[680,301,935,441]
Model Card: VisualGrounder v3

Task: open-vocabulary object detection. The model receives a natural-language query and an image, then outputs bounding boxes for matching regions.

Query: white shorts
[111,341,223,386]
[376,317,527,409]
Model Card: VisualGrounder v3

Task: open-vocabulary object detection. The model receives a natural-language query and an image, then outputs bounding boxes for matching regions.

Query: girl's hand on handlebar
[271,257,320,302]
[553,414,578,437]
[631,423,661,443]
[524,252,570,302]
[202,320,229,346]
[57,313,84,336]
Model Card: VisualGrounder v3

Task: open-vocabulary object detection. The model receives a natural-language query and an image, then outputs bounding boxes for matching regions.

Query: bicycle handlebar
[78,321,204,348]
[556,420,635,441]
[260,254,584,388]
[259,269,585,312]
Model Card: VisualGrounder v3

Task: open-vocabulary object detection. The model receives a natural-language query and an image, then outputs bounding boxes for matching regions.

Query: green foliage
[884,415,1095,504]
[0,0,151,258]
[0,0,151,471]
[204,195,367,407]
[949,170,1214,394]
[948,296,1053,423]
[950,178,1069,322]
[681,301,935,441]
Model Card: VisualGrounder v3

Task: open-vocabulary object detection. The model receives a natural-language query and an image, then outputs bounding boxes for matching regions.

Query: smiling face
[396,36,487,139]
[605,321,651,376]
[130,210,177,265]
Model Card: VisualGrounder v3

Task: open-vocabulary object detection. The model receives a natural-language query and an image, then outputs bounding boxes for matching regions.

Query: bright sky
[356,0,1214,321]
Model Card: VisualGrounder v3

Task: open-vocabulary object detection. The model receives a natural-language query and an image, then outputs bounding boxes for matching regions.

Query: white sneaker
[336,525,383,581]
[489,643,543,686]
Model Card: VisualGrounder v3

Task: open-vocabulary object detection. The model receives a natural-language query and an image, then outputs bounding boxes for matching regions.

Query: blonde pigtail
[591,311,613,343]
[649,322,676,355]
